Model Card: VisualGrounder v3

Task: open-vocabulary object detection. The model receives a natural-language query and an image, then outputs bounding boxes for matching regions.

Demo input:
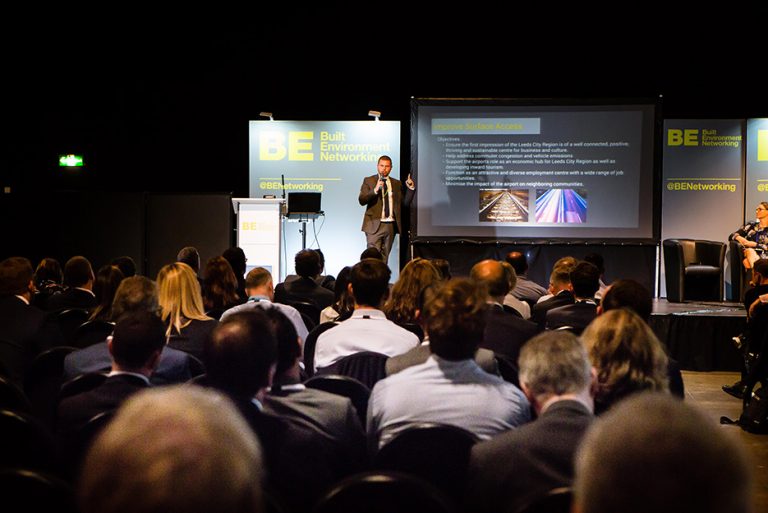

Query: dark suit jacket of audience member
[545,301,598,334]
[166,318,218,360]
[274,276,335,310]
[283,274,336,293]
[531,291,575,329]
[63,341,194,386]
[480,305,540,385]
[56,373,149,436]
[45,287,97,312]
[466,399,594,513]
[385,343,499,376]
[264,386,366,474]
[228,395,345,513]
[0,295,62,384]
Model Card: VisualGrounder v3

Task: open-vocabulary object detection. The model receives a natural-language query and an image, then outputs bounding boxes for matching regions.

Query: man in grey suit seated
[466,330,596,513]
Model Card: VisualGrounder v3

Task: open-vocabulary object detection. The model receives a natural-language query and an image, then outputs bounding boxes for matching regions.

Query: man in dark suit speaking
[358,155,415,264]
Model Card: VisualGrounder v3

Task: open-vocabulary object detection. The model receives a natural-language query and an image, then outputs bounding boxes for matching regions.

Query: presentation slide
[413,100,657,240]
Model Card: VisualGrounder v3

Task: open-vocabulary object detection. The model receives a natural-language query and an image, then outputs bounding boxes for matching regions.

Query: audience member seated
[545,261,600,334]
[584,252,609,300]
[360,247,384,261]
[505,250,548,306]
[157,262,217,360]
[88,265,124,322]
[0,257,63,385]
[109,256,137,278]
[283,249,336,291]
[275,249,335,310]
[599,279,685,398]
[368,278,530,450]
[262,307,366,474]
[46,256,97,312]
[383,258,442,327]
[56,311,166,473]
[573,393,752,513]
[220,267,309,343]
[320,266,354,323]
[466,330,596,513]
[470,259,539,385]
[581,309,669,414]
[176,246,203,288]
[64,275,196,386]
[32,257,64,310]
[78,385,266,513]
[314,258,419,371]
[201,256,242,318]
[204,310,344,511]
[730,201,768,269]
[501,260,531,318]
[222,246,248,300]
[531,258,577,329]
[430,258,451,280]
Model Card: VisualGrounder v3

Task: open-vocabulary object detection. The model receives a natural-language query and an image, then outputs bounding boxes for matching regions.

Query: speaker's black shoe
[722,381,747,399]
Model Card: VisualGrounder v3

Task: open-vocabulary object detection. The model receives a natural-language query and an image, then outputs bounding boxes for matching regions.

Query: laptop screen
[287,192,321,214]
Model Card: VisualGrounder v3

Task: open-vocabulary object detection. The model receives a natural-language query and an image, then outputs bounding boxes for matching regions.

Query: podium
[231,198,285,279]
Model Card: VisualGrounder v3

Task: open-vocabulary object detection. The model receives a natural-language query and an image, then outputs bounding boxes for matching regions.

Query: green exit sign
[59,154,84,167]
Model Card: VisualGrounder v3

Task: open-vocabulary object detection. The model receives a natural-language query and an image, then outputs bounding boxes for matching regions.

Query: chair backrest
[397,322,425,342]
[71,320,114,349]
[0,409,59,474]
[0,468,77,513]
[663,239,726,302]
[288,300,322,326]
[319,351,389,389]
[304,374,370,425]
[186,353,206,378]
[23,346,79,429]
[303,321,338,377]
[373,422,479,499]
[313,471,457,513]
[56,308,91,343]
[58,372,109,404]
[512,487,573,513]
[0,375,33,414]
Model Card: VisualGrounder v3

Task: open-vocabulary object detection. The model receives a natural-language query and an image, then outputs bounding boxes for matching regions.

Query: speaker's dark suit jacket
[545,300,598,334]
[358,175,414,236]
[0,295,62,384]
[466,400,594,513]
[480,305,540,386]
[531,290,575,329]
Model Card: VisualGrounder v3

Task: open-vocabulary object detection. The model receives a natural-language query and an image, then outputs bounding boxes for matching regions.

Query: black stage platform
[649,299,745,372]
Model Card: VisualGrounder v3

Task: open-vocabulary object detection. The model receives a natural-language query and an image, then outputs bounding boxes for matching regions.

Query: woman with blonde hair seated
[580,308,669,414]
[157,262,217,360]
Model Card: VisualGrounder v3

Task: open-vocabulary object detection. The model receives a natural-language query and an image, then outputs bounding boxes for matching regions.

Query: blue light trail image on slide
[535,189,587,223]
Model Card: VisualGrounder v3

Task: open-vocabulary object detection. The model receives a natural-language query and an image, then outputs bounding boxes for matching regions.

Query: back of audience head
[202,256,240,309]
[79,385,265,513]
[424,278,486,360]
[262,308,301,383]
[384,257,441,324]
[548,266,573,294]
[359,247,383,261]
[110,311,166,371]
[204,310,278,399]
[505,251,529,276]
[0,256,35,296]
[64,255,94,288]
[111,275,160,319]
[470,259,511,299]
[110,256,137,278]
[599,279,652,321]
[332,266,354,318]
[157,262,210,336]
[34,257,63,287]
[350,258,391,308]
[574,393,752,513]
[222,247,247,278]
[430,258,451,280]
[518,330,595,413]
[90,265,126,321]
[314,249,326,273]
[177,246,201,275]
[581,309,668,412]
[244,267,273,294]
[583,252,605,277]
[570,261,600,299]
[294,249,321,279]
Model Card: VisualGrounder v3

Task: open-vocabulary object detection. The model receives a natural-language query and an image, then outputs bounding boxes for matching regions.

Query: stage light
[368,110,381,121]
[259,112,274,121]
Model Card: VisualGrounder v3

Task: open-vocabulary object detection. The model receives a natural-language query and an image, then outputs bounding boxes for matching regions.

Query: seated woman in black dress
[730,201,768,269]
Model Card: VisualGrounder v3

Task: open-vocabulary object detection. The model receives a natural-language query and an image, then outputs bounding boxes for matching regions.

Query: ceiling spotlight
[368,110,381,121]
[259,111,274,121]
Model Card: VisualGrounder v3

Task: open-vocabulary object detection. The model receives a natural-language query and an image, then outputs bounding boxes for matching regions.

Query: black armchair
[663,239,725,302]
